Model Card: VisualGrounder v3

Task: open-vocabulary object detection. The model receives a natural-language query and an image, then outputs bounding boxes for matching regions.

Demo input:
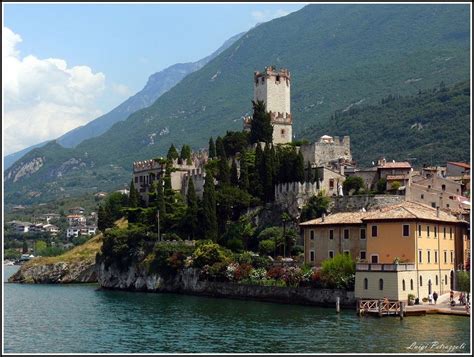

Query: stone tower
[244,66,293,144]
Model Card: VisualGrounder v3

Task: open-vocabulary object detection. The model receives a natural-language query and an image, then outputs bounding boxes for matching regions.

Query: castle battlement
[133,159,163,173]
[254,66,291,82]
[269,111,292,124]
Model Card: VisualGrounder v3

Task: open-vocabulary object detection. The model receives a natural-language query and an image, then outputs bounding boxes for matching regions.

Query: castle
[243,66,293,144]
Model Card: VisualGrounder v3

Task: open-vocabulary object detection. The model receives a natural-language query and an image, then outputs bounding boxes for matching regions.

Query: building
[300,135,352,168]
[446,162,470,177]
[68,207,85,215]
[41,213,61,223]
[132,154,208,205]
[66,227,80,238]
[8,221,33,233]
[67,214,86,225]
[300,201,469,301]
[243,66,292,145]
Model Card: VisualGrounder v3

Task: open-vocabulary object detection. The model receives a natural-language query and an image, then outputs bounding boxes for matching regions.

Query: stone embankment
[8,259,97,284]
[97,263,355,308]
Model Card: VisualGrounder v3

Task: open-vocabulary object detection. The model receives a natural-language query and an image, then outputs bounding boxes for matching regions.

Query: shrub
[251,255,273,269]
[320,253,356,289]
[148,242,195,277]
[267,266,285,280]
[456,271,470,292]
[192,241,232,269]
[281,266,303,287]
[259,239,275,256]
[236,251,254,265]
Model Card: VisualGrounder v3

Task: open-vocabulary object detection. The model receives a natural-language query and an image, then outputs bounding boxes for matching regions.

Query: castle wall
[254,73,290,115]
[301,136,351,167]
[272,123,292,144]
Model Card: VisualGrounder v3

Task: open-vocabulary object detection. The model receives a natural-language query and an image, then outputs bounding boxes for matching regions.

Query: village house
[68,207,85,215]
[300,201,469,301]
[67,214,86,225]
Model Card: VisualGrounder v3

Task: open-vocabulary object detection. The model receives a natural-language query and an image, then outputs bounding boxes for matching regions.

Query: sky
[2,2,306,156]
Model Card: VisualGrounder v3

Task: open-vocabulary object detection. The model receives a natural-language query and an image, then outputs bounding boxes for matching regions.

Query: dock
[357,299,405,318]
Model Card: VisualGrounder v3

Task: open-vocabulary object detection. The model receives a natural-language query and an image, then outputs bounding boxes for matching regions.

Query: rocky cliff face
[8,259,97,284]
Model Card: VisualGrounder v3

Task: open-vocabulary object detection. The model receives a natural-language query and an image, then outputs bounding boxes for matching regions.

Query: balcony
[356,263,416,272]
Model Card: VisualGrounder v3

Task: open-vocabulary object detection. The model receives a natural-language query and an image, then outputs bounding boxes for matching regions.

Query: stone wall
[331,194,405,213]
[97,264,356,308]
[300,136,351,167]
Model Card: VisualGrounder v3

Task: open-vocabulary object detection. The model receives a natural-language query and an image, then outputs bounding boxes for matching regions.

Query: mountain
[3,32,245,170]
[5,4,470,205]
[300,80,470,167]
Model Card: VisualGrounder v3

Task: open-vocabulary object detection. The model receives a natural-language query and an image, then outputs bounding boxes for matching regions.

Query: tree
[202,175,218,242]
[208,137,216,159]
[156,178,166,215]
[390,180,401,191]
[321,253,356,289]
[167,144,179,161]
[343,176,365,195]
[306,161,313,182]
[180,144,192,165]
[295,150,305,183]
[262,143,275,202]
[259,239,276,256]
[376,178,387,193]
[300,191,331,221]
[238,154,249,192]
[22,240,28,254]
[456,271,470,292]
[222,131,249,157]
[186,177,198,239]
[98,204,113,232]
[252,144,264,199]
[129,180,139,208]
[230,159,239,186]
[217,157,230,186]
[249,100,273,144]
[215,136,226,159]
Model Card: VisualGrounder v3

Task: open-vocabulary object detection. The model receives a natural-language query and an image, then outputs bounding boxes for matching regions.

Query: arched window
[420,276,423,286]
[402,279,406,291]
[364,278,368,290]
[410,279,414,290]
[435,275,438,285]
[379,279,384,290]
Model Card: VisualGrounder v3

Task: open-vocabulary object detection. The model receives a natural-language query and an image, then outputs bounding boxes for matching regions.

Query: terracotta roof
[67,214,84,218]
[300,201,465,227]
[379,162,412,169]
[386,175,409,180]
[362,201,462,223]
[300,212,368,226]
[447,162,470,169]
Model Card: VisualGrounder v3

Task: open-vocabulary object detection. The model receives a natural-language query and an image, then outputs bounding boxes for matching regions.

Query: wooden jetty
[357,299,405,319]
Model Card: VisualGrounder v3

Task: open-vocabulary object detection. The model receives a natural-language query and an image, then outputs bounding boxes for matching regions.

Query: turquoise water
[3,265,471,353]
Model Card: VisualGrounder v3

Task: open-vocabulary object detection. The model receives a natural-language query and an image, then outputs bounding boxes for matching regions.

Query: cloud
[111,83,132,97]
[2,27,118,155]
[250,9,290,23]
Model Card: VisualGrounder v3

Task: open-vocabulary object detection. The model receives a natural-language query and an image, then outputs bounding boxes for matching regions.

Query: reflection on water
[3,265,471,353]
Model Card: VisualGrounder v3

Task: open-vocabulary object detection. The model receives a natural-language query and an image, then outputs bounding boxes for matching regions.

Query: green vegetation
[342,176,365,195]
[456,271,470,293]
[320,253,356,289]
[300,191,331,221]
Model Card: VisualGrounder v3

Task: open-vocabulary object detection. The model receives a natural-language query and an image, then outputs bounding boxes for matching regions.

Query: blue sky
[3,3,306,155]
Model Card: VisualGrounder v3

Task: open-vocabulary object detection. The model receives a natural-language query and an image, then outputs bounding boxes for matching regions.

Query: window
[403,224,410,237]
[344,229,349,240]
[360,228,366,240]
[427,250,431,263]
[371,225,378,237]
[360,251,366,260]
[427,226,430,238]
[444,251,447,264]
[434,250,438,263]
[443,227,446,239]
[343,250,350,256]
[435,275,438,285]
[329,229,334,240]
[449,227,453,239]
[280,129,285,138]
[421,194,424,199]
[418,250,423,263]
[310,251,315,262]
[450,251,453,263]
[418,225,422,237]
[410,279,414,290]
[364,278,368,290]
[329,179,335,189]
[420,276,423,286]
[371,254,379,263]
[328,250,334,259]
[434,226,437,238]
[379,279,384,290]
[442,184,446,191]
[402,280,406,291]
[431,202,436,208]
[276,75,280,82]
[445,275,448,285]
[134,176,138,183]
[310,230,314,240]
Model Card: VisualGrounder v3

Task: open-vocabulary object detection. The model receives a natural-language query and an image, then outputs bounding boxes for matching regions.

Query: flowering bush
[235,263,252,281]
[267,266,285,280]
[249,267,267,280]
[281,266,303,287]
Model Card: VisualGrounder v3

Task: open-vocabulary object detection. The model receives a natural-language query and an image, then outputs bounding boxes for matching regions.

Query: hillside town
[130,66,471,309]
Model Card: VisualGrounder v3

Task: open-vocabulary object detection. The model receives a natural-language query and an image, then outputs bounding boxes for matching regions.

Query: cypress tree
[202,174,218,242]
[156,178,166,215]
[230,159,239,186]
[186,177,198,239]
[98,204,113,232]
[216,136,226,159]
[180,144,192,164]
[295,150,305,183]
[306,161,313,182]
[314,167,320,189]
[263,143,275,202]
[239,153,249,192]
[250,100,273,144]
[167,144,179,161]
[129,180,139,208]
[208,137,216,159]
[217,156,230,186]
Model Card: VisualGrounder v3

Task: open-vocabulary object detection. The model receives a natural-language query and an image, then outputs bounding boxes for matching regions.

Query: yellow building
[300,201,469,301]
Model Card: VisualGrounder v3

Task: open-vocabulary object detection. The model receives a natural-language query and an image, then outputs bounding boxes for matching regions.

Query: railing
[356,263,416,271]
[357,299,405,318]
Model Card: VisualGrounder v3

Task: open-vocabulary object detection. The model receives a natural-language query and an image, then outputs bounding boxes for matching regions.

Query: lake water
[3,265,471,353]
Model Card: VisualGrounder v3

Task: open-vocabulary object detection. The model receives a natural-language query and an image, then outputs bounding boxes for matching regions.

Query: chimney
[436,207,440,218]
[322,213,326,222]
